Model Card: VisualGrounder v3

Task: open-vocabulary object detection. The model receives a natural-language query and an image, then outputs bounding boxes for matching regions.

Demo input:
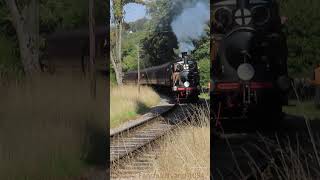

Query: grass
[146,106,210,179]
[231,100,320,179]
[110,85,160,128]
[283,100,320,119]
[240,134,320,180]
[0,75,107,179]
[199,92,210,100]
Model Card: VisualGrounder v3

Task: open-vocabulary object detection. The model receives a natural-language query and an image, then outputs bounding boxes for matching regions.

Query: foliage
[122,30,147,71]
[112,0,145,21]
[0,36,23,77]
[141,0,179,66]
[280,0,320,77]
[118,0,179,70]
[283,100,320,119]
[198,59,210,87]
[192,27,210,87]
[0,0,108,75]
[120,0,210,86]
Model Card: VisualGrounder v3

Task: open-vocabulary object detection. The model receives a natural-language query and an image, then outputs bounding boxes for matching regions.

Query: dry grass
[146,106,210,180]
[110,85,160,128]
[240,133,320,180]
[0,75,107,180]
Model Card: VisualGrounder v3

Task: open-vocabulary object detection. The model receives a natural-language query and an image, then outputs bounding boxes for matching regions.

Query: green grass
[199,92,210,100]
[110,85,160,128]
[283,100,320,119]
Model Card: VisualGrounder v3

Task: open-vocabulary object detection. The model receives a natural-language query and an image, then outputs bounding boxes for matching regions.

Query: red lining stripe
[216,83,241,90]
[177,87,195,91]
[215,82,273,90]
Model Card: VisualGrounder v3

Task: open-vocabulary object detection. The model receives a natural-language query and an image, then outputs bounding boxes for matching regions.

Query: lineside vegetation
[147,106,210,179]
[110,85,160,128]
[0,76,107,179]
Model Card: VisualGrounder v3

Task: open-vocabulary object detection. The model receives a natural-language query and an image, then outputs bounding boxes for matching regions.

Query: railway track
[110,103,197,179]
[110,103,193,164]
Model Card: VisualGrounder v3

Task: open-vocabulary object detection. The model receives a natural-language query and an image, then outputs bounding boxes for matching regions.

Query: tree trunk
[5,0,41,75]
[116,20,123,85]
[110,19,123,86]
[89,0,96,98]
[118,19,122,68]
[110,50,123,85]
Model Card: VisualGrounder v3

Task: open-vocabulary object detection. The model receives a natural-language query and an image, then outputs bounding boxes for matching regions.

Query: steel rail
[110,104,182,164]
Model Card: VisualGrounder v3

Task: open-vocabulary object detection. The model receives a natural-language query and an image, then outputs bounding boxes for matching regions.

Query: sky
[124,3,147,22]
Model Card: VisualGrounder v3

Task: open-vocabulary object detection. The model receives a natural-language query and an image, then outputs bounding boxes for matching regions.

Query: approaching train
[123,52,200,102]
[211,0,291,118]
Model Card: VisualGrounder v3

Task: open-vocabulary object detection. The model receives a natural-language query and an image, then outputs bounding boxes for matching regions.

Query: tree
[111,0,144,85]
[141,0,179,67]
[89,0,96,98]
[4,0,41,75]
[279,0,320,76]
[192,29,210,87]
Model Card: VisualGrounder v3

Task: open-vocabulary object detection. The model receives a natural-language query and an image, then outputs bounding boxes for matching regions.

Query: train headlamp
[183,64,189,70]
[237,63,255,81]
[184,81,190,88]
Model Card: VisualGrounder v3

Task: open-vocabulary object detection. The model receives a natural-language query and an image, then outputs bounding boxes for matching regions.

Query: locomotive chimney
[182,52,188,64]
[181,52,187,58]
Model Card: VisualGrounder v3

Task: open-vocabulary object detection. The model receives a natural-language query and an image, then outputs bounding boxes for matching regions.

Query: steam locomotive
[123,52,200,102]
[211,0,291,118]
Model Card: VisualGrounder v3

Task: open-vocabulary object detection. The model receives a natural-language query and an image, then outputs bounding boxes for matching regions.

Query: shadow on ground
[135,100,150,115]
[83,125,108,167]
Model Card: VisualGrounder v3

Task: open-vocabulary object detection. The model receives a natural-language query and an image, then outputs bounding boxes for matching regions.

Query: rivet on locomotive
[211,0,291,119]
[123,52,201,103]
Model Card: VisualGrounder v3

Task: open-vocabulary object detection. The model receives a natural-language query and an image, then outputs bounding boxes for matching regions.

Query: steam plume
[171,0,209,53]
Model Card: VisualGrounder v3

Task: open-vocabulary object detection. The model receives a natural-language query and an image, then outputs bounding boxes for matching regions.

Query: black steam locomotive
[211,0,290,118]
[123,53,200,102]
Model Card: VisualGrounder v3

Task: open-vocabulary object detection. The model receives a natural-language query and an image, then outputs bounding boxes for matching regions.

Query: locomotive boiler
[123,52,200,102]
[211,0,291,118]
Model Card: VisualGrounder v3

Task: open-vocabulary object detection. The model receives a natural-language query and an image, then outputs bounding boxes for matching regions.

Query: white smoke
[171,1,209,53]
